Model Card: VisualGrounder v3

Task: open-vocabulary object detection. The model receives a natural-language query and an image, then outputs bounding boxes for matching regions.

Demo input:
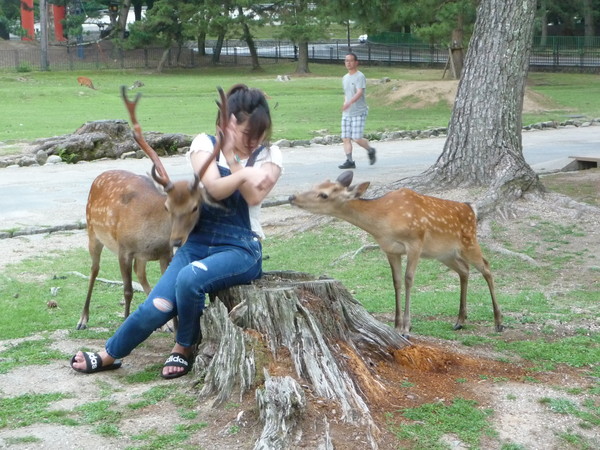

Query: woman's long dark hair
[217,84,272,148]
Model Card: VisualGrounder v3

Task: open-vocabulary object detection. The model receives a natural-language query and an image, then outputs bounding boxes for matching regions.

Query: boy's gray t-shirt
[342,71,368,117]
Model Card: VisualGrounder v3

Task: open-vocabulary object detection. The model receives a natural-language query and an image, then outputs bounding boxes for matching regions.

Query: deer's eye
[318,193,328,199]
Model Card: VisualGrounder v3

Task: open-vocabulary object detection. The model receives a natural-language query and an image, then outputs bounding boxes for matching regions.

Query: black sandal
[161,352,191,379]
[70,351,122,374]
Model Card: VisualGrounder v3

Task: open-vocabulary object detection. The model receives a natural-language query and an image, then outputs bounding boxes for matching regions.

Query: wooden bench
[566,156,600,170]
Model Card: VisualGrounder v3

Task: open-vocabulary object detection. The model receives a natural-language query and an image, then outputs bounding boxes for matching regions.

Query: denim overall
[105,163,262,359]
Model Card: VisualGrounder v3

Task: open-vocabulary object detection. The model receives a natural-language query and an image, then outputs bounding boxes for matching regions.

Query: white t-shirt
[187,133,283,239]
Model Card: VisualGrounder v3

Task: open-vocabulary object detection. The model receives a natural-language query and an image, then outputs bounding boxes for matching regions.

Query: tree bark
[239,7,261,71]
[295,41,310,74]
[398,0,544,219]
[118,0,133,39]
[193,271,410,449]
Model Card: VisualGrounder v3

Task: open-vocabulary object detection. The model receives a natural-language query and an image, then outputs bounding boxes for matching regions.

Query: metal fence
[2,37,600,72]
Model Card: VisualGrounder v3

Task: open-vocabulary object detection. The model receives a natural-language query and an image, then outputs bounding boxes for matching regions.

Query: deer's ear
[350,182,370,198]
[336,170,354,187]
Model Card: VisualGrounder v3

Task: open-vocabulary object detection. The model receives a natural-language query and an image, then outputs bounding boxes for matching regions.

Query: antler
[121,85,228,187]
[196,86,229,180]
[121,85,171,189]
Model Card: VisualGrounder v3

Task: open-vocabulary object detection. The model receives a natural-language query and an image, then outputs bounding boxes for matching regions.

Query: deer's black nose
[172,239,183,248]
[288,195,296,203]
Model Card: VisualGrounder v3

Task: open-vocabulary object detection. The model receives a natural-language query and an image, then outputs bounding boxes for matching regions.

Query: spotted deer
[77,76,96,90]
[76,85,228,330]
[289,171,504,337]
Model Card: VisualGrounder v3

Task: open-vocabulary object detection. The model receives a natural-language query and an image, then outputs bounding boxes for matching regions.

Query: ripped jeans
[105,223,262,360]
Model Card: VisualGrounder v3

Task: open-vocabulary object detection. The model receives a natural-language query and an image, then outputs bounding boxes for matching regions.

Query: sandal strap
[163,352,189,368]
[83,351,103,370]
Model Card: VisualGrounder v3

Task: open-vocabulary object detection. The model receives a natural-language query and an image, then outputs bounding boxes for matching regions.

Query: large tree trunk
[295,41,310,74]
[239,10,261,71]
[583,0,594,47]
[193,271,410,449]
[538,0,548,47]
[196,32,207,56]
[118,0,133,39]
[399,0,544,219]
[212,31,225,64]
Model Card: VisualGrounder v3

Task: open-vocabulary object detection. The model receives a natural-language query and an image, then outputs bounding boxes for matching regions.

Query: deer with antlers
[289,171,504,338]
[76,86,228,330]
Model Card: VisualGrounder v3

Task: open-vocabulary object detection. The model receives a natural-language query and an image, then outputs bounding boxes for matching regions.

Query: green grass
[386,398,496,449]
[2,67,600,145]
[0,393,74,429]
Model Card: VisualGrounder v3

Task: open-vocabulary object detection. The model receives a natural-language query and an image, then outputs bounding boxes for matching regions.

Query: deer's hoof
[76,323,87,330]
[496,324,506,332]
[453,323,464,331]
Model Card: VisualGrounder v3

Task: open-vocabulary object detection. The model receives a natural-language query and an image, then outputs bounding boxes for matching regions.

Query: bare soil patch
[374,78,560,113]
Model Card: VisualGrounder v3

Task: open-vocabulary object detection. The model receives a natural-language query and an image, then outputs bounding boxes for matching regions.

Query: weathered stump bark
[192,271,410,449]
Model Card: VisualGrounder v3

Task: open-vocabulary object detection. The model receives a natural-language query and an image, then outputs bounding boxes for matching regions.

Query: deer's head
[289,170,371,215]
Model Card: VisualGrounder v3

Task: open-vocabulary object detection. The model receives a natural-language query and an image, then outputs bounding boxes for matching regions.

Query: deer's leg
[159,254,172,274]
[472,255,504,332]
[402,250,422,337]
[442,257,470,330]
[386,253,404,332]
[78,236,103,330]
[133,258,152,295]
[118,251,135,319]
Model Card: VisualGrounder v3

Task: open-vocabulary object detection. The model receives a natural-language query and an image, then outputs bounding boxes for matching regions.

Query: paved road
[0,126,598,232]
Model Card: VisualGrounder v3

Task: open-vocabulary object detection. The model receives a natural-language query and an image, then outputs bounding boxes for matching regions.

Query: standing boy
[339,52,376,169]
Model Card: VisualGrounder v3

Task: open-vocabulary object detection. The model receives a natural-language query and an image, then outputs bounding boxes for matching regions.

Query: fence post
[144,48,148,68]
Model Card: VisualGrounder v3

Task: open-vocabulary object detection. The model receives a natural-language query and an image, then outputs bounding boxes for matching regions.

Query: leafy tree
[127,0,189,70]
[0,0,21,40]
[270,0,330,73]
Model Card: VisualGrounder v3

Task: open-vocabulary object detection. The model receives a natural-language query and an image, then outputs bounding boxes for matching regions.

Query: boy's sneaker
[367,148,376,165]
[338,160,356,169]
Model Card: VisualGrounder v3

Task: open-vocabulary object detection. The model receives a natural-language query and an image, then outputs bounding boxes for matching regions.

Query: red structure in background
[20,0,35,41]
[53,5,67,41]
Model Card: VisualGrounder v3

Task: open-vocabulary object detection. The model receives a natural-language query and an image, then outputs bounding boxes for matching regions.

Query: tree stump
[192,271,411,449]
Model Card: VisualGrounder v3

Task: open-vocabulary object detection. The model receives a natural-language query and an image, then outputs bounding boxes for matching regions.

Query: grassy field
[2,65,600,145]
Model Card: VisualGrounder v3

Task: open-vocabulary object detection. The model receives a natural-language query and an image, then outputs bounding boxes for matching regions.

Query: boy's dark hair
[346,52,358,62]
